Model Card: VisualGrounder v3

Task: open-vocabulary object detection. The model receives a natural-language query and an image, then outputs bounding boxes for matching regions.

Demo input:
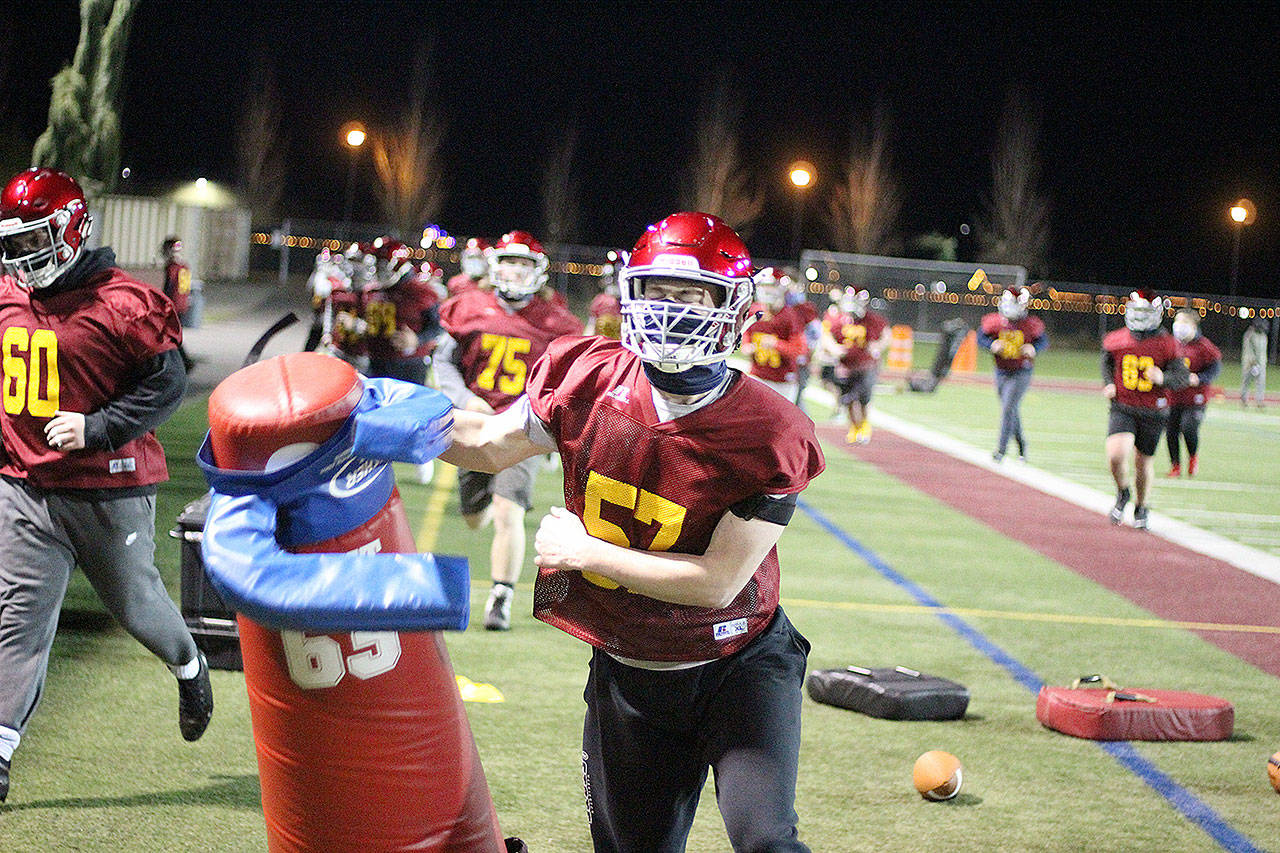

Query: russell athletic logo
[713,618,748,641]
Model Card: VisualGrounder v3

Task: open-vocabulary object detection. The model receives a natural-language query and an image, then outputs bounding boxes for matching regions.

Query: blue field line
[796,497,1265,853]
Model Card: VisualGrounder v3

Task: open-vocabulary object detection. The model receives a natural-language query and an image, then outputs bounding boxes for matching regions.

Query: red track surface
[820,424,1280,678]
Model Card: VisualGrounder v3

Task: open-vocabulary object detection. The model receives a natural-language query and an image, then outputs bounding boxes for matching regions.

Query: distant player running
[821,287,889,444]
[1101,289,1189,529]
[978,286,1047,462]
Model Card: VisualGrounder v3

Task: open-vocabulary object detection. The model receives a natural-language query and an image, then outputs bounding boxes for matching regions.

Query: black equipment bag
[170,492,243,671]
[806,666,969,720]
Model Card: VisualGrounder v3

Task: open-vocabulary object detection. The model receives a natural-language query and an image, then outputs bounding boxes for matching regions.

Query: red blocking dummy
[207,352,504,853]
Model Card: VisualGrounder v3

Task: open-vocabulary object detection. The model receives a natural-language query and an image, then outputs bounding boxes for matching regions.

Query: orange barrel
[887,324,914,370]
[203,352,503,853]
[951,330,978,373]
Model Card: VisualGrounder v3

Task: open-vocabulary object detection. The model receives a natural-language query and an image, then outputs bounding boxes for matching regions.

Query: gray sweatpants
[0,477,197,736]
[994,367,1034,456]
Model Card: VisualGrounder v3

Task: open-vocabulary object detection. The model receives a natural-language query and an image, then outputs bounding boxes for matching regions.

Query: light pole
[340,122,367,241]
[788,160,815,261]
[1228,198,1256,298]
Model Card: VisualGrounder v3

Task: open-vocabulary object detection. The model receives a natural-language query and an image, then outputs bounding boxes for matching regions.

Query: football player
[584,261,622,340]
[0,168,213,802]
[447,236,490,296]
[1164,310,1221,477]
[1101,289,1189,528]
[741,266,809,401]
[441,212,824,851]
[160,236,195,371]
[978,286,1048,462]
[820,285,890,443]
[435,230,581,630]
[783,269,820,411]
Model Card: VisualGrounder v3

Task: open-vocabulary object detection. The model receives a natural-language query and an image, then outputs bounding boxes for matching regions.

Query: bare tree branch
[976,86,1051,272]
[826,104,902,257]
[540,125,580,245]
[371,43,447,239]
[683,69,763,236]
[234,59,287,221]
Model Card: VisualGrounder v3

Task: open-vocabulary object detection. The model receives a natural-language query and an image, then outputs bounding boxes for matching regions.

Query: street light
[340,121,367,241]
[1228,197,1256,298]
[788,160,816,260]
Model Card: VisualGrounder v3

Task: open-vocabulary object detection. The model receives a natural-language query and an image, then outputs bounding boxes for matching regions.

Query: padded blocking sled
[806,666,970,720]
[1036,685,1234,741]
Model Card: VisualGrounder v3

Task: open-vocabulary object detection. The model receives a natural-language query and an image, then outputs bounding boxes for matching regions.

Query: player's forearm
[571,537,753,609]
[438,408,541,473]
[83,349,186,451]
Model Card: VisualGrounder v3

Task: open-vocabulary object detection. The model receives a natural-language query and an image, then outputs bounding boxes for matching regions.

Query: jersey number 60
[3,327,60,417]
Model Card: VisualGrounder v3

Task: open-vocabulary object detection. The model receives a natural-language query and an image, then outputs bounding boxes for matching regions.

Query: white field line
[802,385,1280,587]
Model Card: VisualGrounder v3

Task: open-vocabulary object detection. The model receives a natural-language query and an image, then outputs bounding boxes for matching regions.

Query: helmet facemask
[489,254,548,303]
[1124,290,1166,333]
[0,205,92,289]
[998,288,1029,321]
[620,265,752,370]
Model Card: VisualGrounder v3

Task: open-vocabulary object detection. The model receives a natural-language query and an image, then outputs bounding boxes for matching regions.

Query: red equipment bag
[1036,674,1234,742]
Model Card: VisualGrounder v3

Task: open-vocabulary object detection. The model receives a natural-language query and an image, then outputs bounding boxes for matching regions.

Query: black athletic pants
[581,607,812,853]
[1165,404,1205,465]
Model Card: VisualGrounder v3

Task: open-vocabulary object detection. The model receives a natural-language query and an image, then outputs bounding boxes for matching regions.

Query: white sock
[0,724,20,762]
[171,654,202,680]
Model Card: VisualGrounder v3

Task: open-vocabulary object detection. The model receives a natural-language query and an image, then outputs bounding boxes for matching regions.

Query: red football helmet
[998,286,1030,320]
[619,212,755,366]
[371,236,415,287]
[460,236,491,279]
[755,266,790,312]
[489,230,549,301]
[0,167,94,289]
[1124,288,1167,332]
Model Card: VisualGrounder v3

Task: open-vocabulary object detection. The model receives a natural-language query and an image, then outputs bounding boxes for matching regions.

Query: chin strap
[642,359,727,395]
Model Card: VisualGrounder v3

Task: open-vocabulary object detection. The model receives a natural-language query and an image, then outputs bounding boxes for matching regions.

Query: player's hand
[534,506,592,572]
[1144,364,1164,386]
[45,410,86,452]
[1189,372,1200,387]
[464,396,496,415]
[1020,344,1037,359]
[758,333,778,349]
[389,327,417,354]
[1103,383,1117,400]
[990,340,1003,354]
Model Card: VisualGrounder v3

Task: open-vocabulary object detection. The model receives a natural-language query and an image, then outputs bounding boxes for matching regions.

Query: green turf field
[3,379,1279,851]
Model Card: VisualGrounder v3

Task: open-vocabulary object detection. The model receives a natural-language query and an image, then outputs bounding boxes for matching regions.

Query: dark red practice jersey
[445,272,481,297]
[1102,327,1180,410]
[526,336,825,661]
[980,313,1046,371]
[327,287,369,357]
[439,287,581,413]
[743,308,807,383]
[163,260,191,315]
[588,292,622,340]
[1168,335,1222,408]
[0,268,179,488]
[825,309,888,371]
[360,276,440,361]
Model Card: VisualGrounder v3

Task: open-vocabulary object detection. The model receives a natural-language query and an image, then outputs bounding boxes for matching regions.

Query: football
[913,750,963,801]
[1268,751,1280,794]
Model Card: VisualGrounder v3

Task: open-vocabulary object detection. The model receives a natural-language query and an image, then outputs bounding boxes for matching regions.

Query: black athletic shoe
[1109,487,1131,525]
[1132,505,1150,531]
[1,754,9,802]
[178,652,214,742]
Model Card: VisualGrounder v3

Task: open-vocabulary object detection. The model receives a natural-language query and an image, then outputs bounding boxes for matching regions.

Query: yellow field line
[416,461,459,552]
[782,596,1280,635]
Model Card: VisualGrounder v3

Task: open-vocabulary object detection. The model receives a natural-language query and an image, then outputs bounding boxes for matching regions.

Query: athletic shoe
[845,425,860,444]
[1108,487,1131,525]
[1,754,9,802]
[855,422,872,445]
[484,585,513,631]
[992,450,1005,463]
[1132,505,1150,531]
[1166,464,1181,478]
[1187,455,1198,477]
[178,651,214,742]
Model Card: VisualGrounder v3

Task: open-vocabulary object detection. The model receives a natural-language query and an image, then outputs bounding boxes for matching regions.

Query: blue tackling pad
[198,379,470,632]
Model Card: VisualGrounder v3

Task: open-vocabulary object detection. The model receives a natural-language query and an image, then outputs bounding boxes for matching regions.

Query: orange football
[1268,751,1280,794]
[913,750,963,801]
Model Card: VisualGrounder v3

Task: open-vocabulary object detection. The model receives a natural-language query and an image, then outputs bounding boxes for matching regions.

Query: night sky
[6,1,1278,296]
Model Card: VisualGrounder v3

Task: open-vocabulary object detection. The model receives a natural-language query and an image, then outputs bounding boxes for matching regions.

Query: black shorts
[457,455,540,515]
[1108,404,1169,456]
[835,368,878,407]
